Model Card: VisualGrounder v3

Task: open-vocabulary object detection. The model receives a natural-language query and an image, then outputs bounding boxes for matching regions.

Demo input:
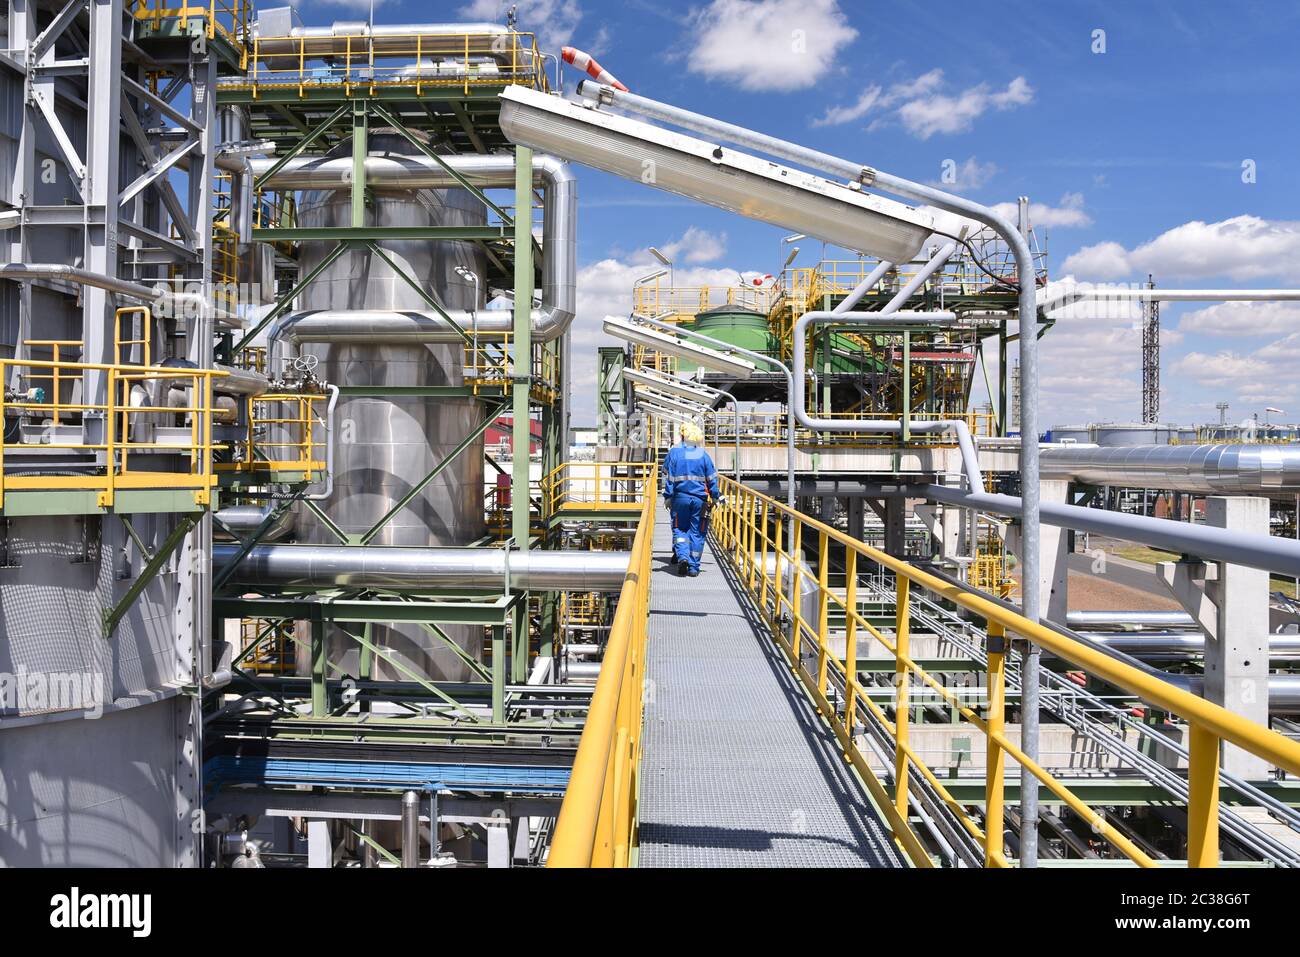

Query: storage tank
[676,305,773,372]
[293,136,487,681]
[1094,422,1173,447]
[1049,424,1093,444]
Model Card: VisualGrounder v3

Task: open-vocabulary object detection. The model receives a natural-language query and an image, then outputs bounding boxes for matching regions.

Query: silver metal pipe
[790,309,981,492]
[212,364,270,397]
[213,544,632,592]
[881,242,957,313]
[921,483,1300,578]
[833,259,894,314]
[214,504,296,543]
[262,154,575,351]
[1040,443,1300,493]
[1066,610,1195,629]
[402,790,420,868]
[0,263,162,302]
[1075,633,1300,657]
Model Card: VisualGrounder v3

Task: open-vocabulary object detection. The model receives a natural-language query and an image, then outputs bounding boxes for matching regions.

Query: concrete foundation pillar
[884,497,906,557]
[847,498,864,542]
[1040,480,1071,624]
[1205,496,1270,780]
[307,820,332,868]
[487,819,512,868]
[939,500,962,566]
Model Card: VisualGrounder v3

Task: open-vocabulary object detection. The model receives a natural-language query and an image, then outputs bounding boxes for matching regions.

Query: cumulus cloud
[990,192,1093,230]
[1178,301,1300,337]
[683,0,859,93]
[896,75,1033,139]
[460,0,593,54]
[815,69,1031,138]
[927,156,999,193]
[1060,215,1300,282]
[654,226,728,265]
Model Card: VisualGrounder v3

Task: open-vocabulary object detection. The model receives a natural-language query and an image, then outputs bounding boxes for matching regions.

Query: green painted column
[491,624,506,723]
[311,615,327,717]
[511,147,534,550]
[351,102,367,227]
[902,330,911,443]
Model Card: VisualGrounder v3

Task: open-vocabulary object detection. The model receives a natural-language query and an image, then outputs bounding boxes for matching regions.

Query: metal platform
[637,521,902,867]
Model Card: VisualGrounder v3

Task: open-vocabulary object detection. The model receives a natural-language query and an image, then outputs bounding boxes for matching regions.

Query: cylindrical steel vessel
[292,135,487,680]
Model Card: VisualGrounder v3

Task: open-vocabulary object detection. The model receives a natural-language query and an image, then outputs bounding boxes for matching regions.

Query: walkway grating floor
[637,520,902,867]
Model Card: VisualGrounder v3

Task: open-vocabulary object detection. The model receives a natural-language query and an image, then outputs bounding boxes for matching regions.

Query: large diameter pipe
[213,544,632,592]
[1040,444,1300,493]
[214,505,296,543]
[401,790,420,869]
[921,483,1300,578]
[1067,610,1195,629]
[263,154,575,347]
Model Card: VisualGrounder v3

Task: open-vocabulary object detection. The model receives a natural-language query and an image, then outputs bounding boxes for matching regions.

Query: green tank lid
[677,305,774,372]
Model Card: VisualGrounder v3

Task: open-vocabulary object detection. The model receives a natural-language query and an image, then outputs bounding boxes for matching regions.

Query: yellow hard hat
[680,421,705,445]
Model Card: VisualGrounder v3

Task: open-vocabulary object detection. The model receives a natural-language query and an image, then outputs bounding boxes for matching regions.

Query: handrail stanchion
[894,575,911,824]
[985,619,1007,866]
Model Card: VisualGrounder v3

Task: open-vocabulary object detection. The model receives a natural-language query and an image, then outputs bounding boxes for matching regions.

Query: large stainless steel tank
[294,137,487,681]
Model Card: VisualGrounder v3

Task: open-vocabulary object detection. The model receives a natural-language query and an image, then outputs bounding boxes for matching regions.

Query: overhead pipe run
[262,154,575,354]
[213,544,632,593]
[1040,443,1300,494]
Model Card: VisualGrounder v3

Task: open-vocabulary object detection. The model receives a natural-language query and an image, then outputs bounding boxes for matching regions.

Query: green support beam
[103,514,198,636]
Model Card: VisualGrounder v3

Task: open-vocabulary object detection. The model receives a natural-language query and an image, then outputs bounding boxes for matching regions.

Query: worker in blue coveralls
[662,421,722,577]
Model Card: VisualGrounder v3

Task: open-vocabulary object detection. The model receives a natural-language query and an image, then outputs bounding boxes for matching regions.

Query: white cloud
[1060,215,1300,282]
[895,75,1033,139]
[812,86,885,128]
[1178,301,1300,337]
[990,192,1093,230]
[655,226,728,265]
[928,156,999,193]
[1060,240,1132,279]
[460,0,589,54]
[683,0,859,93]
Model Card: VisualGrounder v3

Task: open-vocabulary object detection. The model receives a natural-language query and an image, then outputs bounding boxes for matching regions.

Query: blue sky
[285,0,1300,428]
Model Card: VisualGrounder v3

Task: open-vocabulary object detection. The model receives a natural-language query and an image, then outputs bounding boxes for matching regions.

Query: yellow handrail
[548,474,656,867]
[541,461,654,516]
[713,475,1300,867]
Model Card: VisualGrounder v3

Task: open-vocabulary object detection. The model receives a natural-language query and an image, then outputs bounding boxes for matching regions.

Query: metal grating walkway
[637,520,902,867]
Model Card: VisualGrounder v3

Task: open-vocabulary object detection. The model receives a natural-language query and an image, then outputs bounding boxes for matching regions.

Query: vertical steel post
[843,548,859,735]
[310,615,327,717]
[401,790,420,868]
[512,147,534,549]
[491,624,506,723]
[984,621,1007,866]
[894,575,911,823]
[351,101,367,226]
[1187,724,1220,867]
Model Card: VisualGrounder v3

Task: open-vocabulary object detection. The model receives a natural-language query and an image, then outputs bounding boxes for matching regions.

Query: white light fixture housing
[620,367,717,404]
[632,386,709,416]
[602,316,756,378]
[499,86,936,264]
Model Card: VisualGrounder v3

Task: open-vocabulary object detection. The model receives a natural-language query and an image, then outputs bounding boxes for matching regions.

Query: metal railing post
[1187,725,1220,867]
[985,619,1007,866]
[894,575,911,823]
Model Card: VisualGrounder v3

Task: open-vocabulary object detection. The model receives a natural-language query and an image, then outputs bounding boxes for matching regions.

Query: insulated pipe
[920,483,1300,579]
[212,544,632,592]
[401,791,420,868]
[1067,610,1195,629]
[1040,444,1300,494]
[1039,287,1300,314]
[789,309,982,492]
[261,154,575,350]
[881,242,958,313]
[214,504,296,543]
[1076,633,1300,658]
[0,263,239,326]
[212,364,270,397]
[833,259,895,314]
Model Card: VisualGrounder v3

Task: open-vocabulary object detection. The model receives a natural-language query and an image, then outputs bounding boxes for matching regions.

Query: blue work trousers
[669,493,708,572]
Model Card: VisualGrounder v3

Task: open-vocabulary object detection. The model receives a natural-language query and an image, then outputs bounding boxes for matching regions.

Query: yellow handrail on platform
[712,475,1300,867]
[548,473,656,867]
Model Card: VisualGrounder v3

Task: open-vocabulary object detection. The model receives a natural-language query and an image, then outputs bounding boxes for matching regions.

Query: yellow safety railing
[542,461,654,516]
[240,618,296,675]
[463,333,559,402]
[132,0,250,65]
[713,475,1300,868]
[219,392,328,480]
[548,474,656,867]
[234,31,549,98]
[632,280,775,323]
[0,358,226,508]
